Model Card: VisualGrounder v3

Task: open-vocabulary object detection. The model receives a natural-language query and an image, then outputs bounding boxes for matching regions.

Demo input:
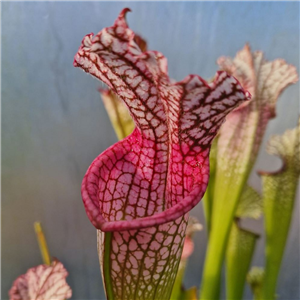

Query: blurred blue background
[2,2,299,299]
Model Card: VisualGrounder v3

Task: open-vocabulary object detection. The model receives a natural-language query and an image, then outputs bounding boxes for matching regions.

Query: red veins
[9,260,72,300]
[74,8,251,231]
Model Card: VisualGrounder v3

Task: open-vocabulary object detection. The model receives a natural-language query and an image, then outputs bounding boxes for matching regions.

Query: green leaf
[259,119,300,300]
[200,44,298,300]
[235,185,262,219]
[226,221,259,300]
[247,267,264,300]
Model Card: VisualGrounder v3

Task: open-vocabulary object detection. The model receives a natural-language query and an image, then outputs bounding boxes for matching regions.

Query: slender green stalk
[226,221,259,300]
[200,168,249,300]
[199,208,233,299]
[260,121,300,300]
[261,173,298,300]
[34,222,51,265]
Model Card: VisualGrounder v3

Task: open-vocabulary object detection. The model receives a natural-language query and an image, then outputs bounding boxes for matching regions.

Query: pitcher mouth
[81,146,209,232]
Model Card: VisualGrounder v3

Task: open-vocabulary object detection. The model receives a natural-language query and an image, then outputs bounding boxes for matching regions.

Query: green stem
[253,287,263,300]
[200,168,249,299]
[34,222,51,265]
[226,221,259,300]
[199,211,232,299]
[261,173,298,300]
